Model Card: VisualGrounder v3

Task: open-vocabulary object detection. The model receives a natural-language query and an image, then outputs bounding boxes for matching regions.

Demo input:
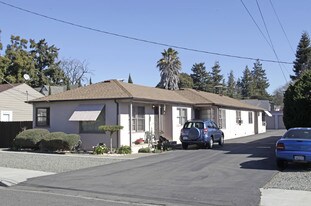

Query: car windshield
[284,129,311,139]
[183,122,204,129]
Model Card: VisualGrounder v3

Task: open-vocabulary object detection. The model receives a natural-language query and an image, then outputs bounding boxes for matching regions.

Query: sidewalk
[0,167,54,187]
[260,188,311,206]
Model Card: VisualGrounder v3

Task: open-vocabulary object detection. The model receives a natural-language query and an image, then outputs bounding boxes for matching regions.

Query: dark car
[180,119,224,150]
[275,127,311,169]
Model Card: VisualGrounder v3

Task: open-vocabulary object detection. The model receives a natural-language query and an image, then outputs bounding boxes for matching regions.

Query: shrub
[64,134,81,151]
[138,147,151,153]
[13,129,50,150]
[39,132,69,152]
[93,144,109,154]
[117,145,132,154]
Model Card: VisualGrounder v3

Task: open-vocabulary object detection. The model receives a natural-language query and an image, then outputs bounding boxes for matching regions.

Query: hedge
[39,132,81,152]
[13,129,50,150]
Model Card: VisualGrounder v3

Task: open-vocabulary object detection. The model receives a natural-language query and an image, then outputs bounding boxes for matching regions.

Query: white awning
[264,111,272,117]
[69,104,104,121]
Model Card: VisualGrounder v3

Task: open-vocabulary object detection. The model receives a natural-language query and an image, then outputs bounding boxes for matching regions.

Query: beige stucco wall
[0,83,43,121]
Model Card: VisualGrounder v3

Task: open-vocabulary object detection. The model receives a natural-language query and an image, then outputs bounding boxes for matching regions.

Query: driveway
[4,130,284,206]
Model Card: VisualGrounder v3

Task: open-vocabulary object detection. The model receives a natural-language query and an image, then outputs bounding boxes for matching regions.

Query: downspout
[114,99,120,147]
[129,102,133,147]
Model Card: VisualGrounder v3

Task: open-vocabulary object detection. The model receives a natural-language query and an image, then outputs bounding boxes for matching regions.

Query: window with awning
[69,104,104,121]
[69,104,105,133]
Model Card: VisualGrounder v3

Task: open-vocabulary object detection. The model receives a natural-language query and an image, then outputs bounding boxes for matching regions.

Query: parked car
[275,127,311,169]
[180,119,224,150]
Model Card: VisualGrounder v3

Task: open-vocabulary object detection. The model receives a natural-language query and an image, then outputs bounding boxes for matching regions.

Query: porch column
[129,102,133,147]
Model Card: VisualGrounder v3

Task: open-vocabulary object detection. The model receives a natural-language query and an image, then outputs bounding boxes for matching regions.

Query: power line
[0,0,293,65]
[269,0,296,54]
[255,0,288,83]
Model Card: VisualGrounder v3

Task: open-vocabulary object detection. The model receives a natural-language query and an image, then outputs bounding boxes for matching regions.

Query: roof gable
[0,83,22,93]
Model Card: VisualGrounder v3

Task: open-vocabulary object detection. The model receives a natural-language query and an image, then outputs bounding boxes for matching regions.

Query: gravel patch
[264,164,311,191]
[0,150,135,173]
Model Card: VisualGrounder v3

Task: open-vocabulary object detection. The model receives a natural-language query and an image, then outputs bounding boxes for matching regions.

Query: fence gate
[0,121,33,148]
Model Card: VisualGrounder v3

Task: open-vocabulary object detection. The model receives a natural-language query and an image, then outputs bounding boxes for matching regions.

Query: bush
[138,147,151,153]
[39,132,81,152]
[64,134,81,151]
[13,129,50,150]
[93,144,109,154]
[39,132,68,152]
[117,145,131,154]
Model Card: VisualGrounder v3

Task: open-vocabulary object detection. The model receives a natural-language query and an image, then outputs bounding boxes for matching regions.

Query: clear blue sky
[0,0,310,94]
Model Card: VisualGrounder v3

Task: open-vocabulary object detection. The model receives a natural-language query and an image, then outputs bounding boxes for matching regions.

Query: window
[236,110,241,124]
[177,108,187,125]
[248,112,253,124]
[132,106,145,132]
[80,107,105,133]
[36,108,50,127]
[218,109,226,129]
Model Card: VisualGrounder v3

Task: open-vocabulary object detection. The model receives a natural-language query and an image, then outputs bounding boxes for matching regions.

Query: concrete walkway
[0,167,54,187]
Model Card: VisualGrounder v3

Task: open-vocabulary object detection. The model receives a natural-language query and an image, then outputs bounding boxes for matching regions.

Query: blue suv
[180,119,224,150]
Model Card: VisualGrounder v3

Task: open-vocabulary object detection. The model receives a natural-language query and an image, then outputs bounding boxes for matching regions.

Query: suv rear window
[183,122,204,129]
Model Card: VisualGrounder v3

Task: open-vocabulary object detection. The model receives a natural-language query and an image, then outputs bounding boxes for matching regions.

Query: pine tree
[251,60,270,99]
[89,77,92,85]
[190,63,211,92]
[128,73,133,84]
[227,70,236,98]
[241,66,253,98]
[291,32,311,80]
[211,61,223,87]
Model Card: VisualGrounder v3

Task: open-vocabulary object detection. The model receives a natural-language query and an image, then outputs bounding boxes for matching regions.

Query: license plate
[294,155,305,161]
[183,136,188,140]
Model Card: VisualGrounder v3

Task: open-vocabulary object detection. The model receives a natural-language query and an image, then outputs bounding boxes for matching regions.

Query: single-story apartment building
[29,79,266,150]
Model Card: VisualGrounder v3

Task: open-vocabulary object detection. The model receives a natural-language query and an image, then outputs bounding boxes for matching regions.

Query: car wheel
[219,135,224,146]
[182,143,188,150]
[276,159,287,170]
[207,138,213,149]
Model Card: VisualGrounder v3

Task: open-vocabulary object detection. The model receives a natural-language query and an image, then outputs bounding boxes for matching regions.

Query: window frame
[132,106,145,132]
[35,107,50,127]
[236,110,242,124]
[177,108,188,125]
[218,109,226,129]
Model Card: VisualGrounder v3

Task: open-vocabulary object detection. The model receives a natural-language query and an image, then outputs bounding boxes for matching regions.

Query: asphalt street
[2,131,283,206]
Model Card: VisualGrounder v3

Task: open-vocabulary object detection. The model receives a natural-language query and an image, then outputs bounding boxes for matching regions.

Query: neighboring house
[35,84,79,96]
[29,80,266,150]
[0,83,44,122]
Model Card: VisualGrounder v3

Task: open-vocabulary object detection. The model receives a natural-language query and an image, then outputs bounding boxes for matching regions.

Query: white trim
[1,111,13,122]
[264,111,272,117]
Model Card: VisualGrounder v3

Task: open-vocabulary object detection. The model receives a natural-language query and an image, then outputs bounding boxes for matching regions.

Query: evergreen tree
[89,77,92,85]
[235,78,243,99]
[283,70,311,129]
[291,32,311,80]
[190,63,211,92]
[157,48,181,90]
[178,72,193,88]
[211,61,223,88]
[227,70,236,98]
[128,73,133,84]
[251,60,270,99]
[241,66,253,98]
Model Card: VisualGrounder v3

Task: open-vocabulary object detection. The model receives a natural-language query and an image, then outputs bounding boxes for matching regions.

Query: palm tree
[157,48,181,90]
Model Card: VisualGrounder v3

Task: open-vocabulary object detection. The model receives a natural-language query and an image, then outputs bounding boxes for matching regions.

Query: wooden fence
[0,121,33,148]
